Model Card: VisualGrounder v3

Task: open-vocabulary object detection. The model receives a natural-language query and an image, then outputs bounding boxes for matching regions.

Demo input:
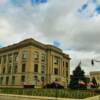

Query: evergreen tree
[69,62,87,90]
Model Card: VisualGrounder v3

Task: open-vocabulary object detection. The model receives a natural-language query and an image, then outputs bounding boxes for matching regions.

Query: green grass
[0,88,98,99]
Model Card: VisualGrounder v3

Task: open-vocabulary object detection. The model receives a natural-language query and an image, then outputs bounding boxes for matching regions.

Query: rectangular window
[0,77,1,85]
[12,76,15,85]
[41,76,44,82]
[41,65,45,74]
[22,51,28,59]
[41,53,45,62]
[34,51,39,60]
[0,77,3,85]
[66,70,68,77]
[21,75,25,82]
[8,65,11,74]
[8,54,12,63]
[54,56,59,64]
[0,56,2,64]
[6,76,9,85]
[34,64,38,73]
[54,68,58,75]
[14,52,19,62]
[34,75,38,85]
[66,62,68,67]
[22,64,26,73]
[13,65,17,73]
[2,67,5,74]
[63,61,64,67]
[34,75,38,81]
[3,55,6,64]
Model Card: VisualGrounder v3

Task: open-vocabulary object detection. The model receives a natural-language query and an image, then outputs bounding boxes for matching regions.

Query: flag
[87,81,94,86]
[78,80,85,85]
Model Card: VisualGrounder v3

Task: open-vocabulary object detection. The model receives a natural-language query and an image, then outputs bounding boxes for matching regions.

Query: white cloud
[0,0,100,74]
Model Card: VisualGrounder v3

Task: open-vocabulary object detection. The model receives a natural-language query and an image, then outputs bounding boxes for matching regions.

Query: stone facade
[0,38,70,88]
[90,71,100,87]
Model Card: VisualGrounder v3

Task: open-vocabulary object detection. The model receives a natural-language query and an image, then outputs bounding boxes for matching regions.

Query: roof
[0,38,70,59]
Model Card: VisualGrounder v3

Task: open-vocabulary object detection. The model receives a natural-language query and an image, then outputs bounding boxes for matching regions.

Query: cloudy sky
[0,0,100,75]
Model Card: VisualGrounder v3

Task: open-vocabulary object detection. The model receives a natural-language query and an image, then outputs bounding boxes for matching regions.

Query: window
[8,65,11,74]
[41,76,44,82]
[22,64,26,73]
[66,71,68,77]
[34,75,38,81]
[22,51,28,59]
[34,75,38,85]
[63,61,64,67]
[14,52,19,62]
[41,65,45,74]
[0,77,3,85]
[8,54,12,63]
[34,64,38,73]
[13,65,17,73]
[6,76,9,85]
[54,68,58,75]
[3,55,6,64]
[0,77,1,84]
[12,76,15,85]
[54,56,59,64]
[21,75,25,82]
[0,56,2,64]
[41,53,45,62]
[66,62,68,68]
[2,67,5,74]
[34,51,39,60]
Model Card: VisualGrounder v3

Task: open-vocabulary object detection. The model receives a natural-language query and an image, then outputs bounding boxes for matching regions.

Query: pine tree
[69,62,87,90]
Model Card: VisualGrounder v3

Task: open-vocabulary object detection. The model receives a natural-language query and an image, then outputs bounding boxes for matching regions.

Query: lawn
[0,88,98,99]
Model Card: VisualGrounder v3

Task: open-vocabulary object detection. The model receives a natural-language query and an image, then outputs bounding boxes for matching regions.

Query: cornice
[90,71,100,75]
[0,38,70,59]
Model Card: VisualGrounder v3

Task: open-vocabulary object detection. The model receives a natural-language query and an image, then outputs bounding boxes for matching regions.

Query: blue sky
[78,0,100,17]
[53,40,61,48]
[0,0,100,74]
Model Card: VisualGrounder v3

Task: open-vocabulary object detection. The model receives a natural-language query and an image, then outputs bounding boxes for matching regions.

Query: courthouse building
[90,71,100,87]
[0,38,70,88]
